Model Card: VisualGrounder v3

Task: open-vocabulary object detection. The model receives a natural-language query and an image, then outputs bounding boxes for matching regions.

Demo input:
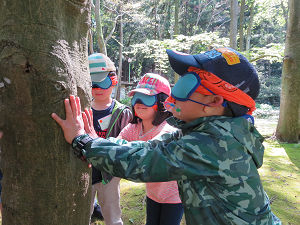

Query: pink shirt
[119,121,182,204]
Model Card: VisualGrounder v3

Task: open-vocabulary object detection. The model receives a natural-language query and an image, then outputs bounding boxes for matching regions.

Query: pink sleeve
[153,123,177,139]
[118,123,134,141]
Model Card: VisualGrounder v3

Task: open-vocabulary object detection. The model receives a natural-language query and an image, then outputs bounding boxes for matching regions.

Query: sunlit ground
[259,140,300,225]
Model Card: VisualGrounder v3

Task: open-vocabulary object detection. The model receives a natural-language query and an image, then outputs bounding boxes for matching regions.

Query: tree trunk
[246,1,255,52]
[116,4,123,101]
[238,0,245,51]
[230,0,239,49]
[95,0,107,55]
[174,0,180,82]
[154,0,158,40]
[276,0,300,143]
[174,0,180,37]
[0,1,92,224]
[88,29,94,54]
[281,0,289,30]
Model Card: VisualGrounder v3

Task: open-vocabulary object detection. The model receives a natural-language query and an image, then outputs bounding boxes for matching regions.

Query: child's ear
[208,95,224,107]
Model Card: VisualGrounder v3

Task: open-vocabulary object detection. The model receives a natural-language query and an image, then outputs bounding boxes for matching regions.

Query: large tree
[0,0,92,224]
[276,0,300,143]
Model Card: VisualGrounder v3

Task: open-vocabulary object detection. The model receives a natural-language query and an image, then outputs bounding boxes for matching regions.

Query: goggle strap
[202,84,215,95]
[188,99,210,106]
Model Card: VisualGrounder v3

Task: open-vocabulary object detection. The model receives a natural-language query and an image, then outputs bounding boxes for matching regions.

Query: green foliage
[253,104,279,119]
[124,32,229,82]
[248,43,284,63]
[254,0,288,27]
[243,43,284,106]
[119,96,131,107]
[251,0,288,47]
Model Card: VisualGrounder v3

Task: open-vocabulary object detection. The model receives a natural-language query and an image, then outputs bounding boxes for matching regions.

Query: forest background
[90,0,286,111]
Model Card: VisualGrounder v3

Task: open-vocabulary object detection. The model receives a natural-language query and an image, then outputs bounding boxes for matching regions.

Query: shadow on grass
[120,181,146,225]
[259,139,300,224]
[279,143,300,170]
[262,185,300,225]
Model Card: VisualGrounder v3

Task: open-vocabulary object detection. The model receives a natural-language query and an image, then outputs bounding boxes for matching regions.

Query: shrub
[253,103,279,119]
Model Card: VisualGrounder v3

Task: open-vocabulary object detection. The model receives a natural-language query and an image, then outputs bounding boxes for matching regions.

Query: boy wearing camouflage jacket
[52,47,281,225]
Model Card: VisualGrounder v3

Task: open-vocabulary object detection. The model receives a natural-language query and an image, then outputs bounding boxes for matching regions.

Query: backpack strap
[106,100,127,137]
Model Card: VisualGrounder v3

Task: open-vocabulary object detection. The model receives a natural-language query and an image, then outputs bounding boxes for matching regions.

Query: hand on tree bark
[82,108,98,139]
[51,95,86,144]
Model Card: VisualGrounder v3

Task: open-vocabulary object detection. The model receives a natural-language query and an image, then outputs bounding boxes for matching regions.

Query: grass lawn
[255,118,300,225]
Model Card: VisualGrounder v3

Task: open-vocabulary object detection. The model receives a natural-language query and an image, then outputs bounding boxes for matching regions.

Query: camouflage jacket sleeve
[82,128,228,183]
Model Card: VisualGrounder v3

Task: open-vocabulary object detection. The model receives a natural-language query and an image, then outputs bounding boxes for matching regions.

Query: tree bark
[95,0,107,55]
[238,0,245,51]
[116,3,123,101]
[230,0,239,49]
[276,0,300,143]
[88,29,94,54]
[0,0,92,224]
[174,0,180,82]
[174,0,180,37]
[246,1,255,52]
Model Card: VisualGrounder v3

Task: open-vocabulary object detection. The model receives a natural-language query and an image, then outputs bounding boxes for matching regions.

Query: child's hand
[51,95,85,144]
[82,108,98,139]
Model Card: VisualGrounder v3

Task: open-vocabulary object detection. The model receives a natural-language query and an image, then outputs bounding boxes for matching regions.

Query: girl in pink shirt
[118,73,183,225]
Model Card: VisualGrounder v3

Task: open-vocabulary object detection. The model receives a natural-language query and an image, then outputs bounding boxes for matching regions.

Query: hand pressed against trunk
[51,95,85,144]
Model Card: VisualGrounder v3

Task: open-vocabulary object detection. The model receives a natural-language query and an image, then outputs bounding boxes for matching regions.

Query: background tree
[245,0,256,52]
[95,0,107,54]
[230,0,239,49]
[276,0,300,143]
[116,2,124,100]
[91,0,119,55]
[238,0,246,51]
[173,0,180,82]
[0,0,92,224]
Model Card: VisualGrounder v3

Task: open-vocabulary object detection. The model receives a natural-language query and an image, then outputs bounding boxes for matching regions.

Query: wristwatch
[72,134,93,161]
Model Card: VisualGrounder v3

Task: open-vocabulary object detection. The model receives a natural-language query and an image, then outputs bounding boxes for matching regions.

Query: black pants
[146,196,184,225]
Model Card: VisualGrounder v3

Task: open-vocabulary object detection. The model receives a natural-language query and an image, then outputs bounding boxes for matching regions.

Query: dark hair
[131,93,172,126]
[223,101,249,117]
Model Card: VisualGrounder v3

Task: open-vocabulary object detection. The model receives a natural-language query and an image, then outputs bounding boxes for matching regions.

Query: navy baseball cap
[166,47,260,100]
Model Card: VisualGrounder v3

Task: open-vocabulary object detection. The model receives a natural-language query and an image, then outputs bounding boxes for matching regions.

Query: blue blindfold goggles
[171,72,215,106]
[131,92,157,107]
[92,76,112,89]
[92,72,117,89]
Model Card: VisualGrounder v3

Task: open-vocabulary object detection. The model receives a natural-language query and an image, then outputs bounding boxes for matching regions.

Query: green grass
[120,181,146,225]
[259,140,300,225]
[251,118,299,224]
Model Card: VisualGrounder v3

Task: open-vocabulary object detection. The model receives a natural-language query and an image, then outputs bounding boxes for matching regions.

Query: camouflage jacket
[78,116,281,225]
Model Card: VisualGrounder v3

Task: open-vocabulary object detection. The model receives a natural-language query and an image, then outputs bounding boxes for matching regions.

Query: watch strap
[72,134,93,161]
